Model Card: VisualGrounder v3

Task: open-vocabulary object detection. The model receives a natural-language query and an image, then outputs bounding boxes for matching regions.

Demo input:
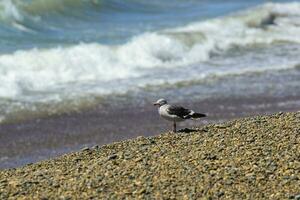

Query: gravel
[0,112,300,199]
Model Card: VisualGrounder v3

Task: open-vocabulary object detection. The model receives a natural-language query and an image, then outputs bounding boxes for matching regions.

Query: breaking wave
[0,2,300,123]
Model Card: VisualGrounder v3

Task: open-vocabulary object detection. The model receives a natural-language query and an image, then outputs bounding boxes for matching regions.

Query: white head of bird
[153,99,167,107]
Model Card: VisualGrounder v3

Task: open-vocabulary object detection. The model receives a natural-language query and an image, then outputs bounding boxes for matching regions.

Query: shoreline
[0,94,299,169]
[0,112,299,199]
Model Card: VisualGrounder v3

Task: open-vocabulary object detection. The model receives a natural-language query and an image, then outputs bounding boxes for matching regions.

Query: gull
[154,98,206,133]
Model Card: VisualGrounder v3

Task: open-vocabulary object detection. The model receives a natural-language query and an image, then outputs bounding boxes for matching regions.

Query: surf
[0,1,300,123]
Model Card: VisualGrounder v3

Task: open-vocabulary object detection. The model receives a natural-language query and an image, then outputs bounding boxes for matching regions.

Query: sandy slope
[0,112,300,199]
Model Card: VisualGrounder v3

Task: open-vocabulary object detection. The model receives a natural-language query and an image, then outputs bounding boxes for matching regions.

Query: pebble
[108,154,118,160]
[81,147,90,151]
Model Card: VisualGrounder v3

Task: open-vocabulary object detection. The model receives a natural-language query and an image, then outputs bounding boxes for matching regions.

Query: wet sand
[0,95,299,169]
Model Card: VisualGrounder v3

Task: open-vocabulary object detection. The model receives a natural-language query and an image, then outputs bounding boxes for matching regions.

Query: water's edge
[1,94,299,169]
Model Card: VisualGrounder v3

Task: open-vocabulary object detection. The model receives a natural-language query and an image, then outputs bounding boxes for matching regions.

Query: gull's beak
[153,102,159,106]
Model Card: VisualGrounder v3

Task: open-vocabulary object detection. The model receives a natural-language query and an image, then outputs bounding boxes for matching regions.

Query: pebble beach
[1,112,299,199]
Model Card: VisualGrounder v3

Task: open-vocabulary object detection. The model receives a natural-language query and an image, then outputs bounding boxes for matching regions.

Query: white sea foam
[0,2,300,121]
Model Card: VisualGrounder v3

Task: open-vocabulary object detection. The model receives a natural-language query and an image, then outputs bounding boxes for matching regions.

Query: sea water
[0,0,300,123]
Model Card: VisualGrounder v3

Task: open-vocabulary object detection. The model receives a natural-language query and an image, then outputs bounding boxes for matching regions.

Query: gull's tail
[184,111,206,119]
[191,112,206,118]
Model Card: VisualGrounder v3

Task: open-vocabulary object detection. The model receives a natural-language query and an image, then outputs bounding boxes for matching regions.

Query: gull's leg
[173,121,176,133]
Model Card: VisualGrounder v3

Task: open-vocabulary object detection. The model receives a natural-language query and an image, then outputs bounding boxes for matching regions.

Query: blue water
[0,0,300,123]
[0,0,292,51]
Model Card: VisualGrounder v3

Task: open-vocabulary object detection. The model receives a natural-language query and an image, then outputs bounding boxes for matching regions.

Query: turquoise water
[0,0,292,51]
[0,0,300,122]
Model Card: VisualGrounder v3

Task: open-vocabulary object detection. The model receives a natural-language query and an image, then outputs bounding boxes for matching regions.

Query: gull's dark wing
[167,105,191,118]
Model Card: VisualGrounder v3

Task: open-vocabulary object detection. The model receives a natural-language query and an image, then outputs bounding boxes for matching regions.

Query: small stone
[138,188,146,194]
[278,111,283,115]
[108,154,118,160]
[149,139,156,144]
[59,196,71,200]
[81,147,90,151]
[12,192,20,196]
[134,157,143,162]
[217,191,225,197]
[0,179,7,184]
[215,124,228,129]
[136,136,145,140]
[73,158,81,162]
[247,138,255,143]
[92,145,99,149]
[200,128,208,132]
[225,180,233,185]
[290,176,299,181]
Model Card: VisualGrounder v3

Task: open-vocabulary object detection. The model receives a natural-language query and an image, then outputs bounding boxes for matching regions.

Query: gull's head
[153,98,167,107]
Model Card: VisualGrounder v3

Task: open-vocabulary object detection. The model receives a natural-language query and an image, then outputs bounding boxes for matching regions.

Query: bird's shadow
[178,128,198,134]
